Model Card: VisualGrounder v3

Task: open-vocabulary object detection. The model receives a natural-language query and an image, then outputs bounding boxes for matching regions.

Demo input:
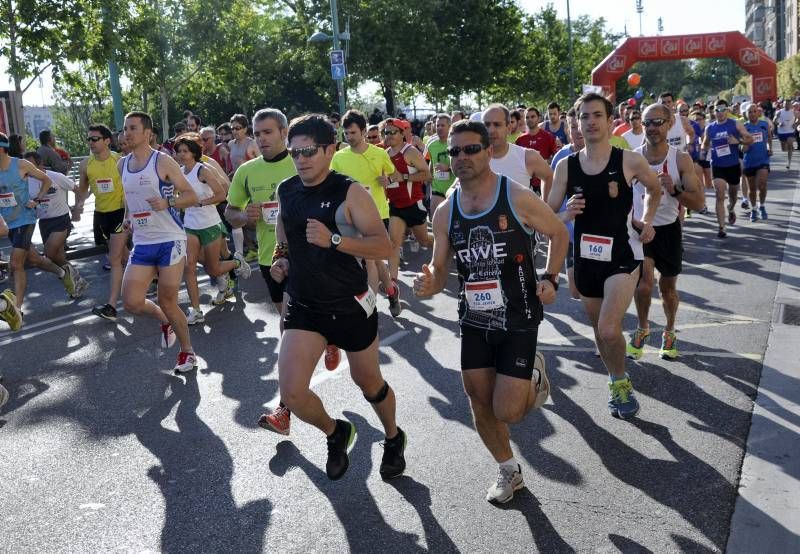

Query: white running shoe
[186,308,205,325]
[532,351,550,409]
[71,277,89,299]
[213,278,235,305]
[486,464,524,504]
[160,323,176,349]
[233,252,252,279]
[173,351,197,373]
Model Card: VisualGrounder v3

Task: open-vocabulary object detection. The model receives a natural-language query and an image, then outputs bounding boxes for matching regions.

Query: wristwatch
[168,196,176,208]
[542,273,559,290]
[670,182,685,197]
[330,233,342,249]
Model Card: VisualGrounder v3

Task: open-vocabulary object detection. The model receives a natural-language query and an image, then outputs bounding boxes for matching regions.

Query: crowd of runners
[0,90,790,502]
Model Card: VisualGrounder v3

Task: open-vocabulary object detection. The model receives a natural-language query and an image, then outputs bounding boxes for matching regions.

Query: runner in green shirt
[424,113,455,216]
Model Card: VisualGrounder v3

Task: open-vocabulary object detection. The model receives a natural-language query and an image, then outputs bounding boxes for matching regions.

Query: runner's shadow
[269,411,423,552]
[496,488,574,552]
[608,533,654,553]
[0,378,49,427]
[135,374,271,553]
[385,476,461,553]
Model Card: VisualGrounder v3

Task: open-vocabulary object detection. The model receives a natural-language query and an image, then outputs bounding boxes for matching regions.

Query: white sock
[499,457,518,472]
[232,228,244,254]
[0,299,6,312]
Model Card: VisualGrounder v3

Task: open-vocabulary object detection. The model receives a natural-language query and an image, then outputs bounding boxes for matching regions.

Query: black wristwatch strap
[542,273,559,290]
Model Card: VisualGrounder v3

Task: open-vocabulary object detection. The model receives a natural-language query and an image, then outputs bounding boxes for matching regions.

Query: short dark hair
[342,109,367,131]
[188,114,202,127]
[183,109,193,119]
[715,98,729,107]
[126,111,153,130]
[526,107,541,118]
[659,91,674,102]
[23,151,42,165]
[173,121,187,134]
[510,111,522,122]
[8,134,24,157]
[329,112,341,122]
[39,129,52,146]
[575,93,614,118]
[173,134,203,161]
[449,120,490,149]
[217,123,232,134]
[288,114,336,145]
[88,123,113,140]
[230,113,249,128]
[547,102,561,111]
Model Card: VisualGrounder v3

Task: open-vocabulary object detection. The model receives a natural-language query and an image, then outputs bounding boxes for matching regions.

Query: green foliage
[777,53,800,98]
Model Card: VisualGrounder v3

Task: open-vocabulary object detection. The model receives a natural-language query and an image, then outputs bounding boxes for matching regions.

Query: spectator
[36,130,69,174]
[8,134,24,158]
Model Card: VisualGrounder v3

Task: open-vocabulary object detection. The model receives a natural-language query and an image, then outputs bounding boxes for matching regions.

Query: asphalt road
[0,157,795,552]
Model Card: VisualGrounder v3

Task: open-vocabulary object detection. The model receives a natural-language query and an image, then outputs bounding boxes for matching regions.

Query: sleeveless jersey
[229,138,255,170]
[279,171,369,314]
[566,147,642,265]
[490,143,531,188]
[688,120,703,161]
[386,144,423,209]
[448,175,543,331]
[544,120,568,145]
[743,120,770,168]
[121,151,186,245]
[632,145,681,226]
[0,157,36,229]
[182,163,222,230]
[86,152,124,213]
[666,116,688,150]
[706,119,741,167]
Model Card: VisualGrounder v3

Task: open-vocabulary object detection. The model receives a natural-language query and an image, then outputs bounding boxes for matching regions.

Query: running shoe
[750,209,758,222]
[717,228,727,238]
[728,210,736,225]
[160,323,176,349]
[173,351,197,373]
[698,207,709,215]
[685,209,692,219]
[0,289,22,331]
[608,376,640,420]
[258,405,291,435]
[741,198,751,210]
[244,249,259,263]
[102,255,111,271]
[388,280,402,318]
[486,464,524,504]
[532,351,550,409]
[0,382,8,410]
[186,307,205,325]
[71,277,89,299]
[626,327,650,360]
[213,278,235,305]
[92,303,117,322]
[326,419,357,480]
[660,330,679,360]
[324,344,340,371]
[760,206,768,220]
[379,427,407,480]
[61,264,77,296]
[233,251,252,279]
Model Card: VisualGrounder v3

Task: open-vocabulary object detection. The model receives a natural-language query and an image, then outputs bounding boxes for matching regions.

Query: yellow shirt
[86,152,124,213]
[609,135,631,150]
[330,144,395,219]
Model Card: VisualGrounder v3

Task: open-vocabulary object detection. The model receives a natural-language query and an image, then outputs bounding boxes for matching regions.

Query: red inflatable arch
[591,31,777,104]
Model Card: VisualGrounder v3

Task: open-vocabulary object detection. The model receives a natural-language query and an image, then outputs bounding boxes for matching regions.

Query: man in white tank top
[626,103,705,362]
[482,104,553,196]
[659,91,696,152]
[118,111,200,374]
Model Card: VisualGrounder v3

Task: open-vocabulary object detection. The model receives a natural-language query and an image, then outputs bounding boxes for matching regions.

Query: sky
[2,0,746,107]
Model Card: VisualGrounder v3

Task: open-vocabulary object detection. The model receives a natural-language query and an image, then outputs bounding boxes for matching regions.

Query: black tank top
[279,171,368,314]
[448,175,543,331]
[566,147,637,265]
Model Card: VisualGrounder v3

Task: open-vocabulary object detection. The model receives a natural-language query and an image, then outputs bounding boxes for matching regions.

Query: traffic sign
[331,64,346,80]
[330,50,344,65]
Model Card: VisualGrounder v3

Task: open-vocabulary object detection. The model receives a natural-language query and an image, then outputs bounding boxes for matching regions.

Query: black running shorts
[460,324,539,380]
[711,164,742,186]
[38,214,72,244]
[389,203,428,227]
[283,299,378,352]
[643,219,682,277]
[8,224,35,250]
[574,258,641,299]
[743,164,770,177]
[93,208,125,245]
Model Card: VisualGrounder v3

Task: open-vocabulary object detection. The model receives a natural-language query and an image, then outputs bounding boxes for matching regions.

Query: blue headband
[0,141,9,148]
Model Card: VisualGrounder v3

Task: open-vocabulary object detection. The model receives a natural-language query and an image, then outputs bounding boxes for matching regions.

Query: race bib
[132,211,152,227]
[715,144,732,157]
[465,280,504,311]
[355,288,376,316]
[434,170,450,181]
[752,132,763,143]
[261,201,279,225]
[96,178,114,194]
[580,234,613,262]
[0,192,17,208]
[386,180,400,189]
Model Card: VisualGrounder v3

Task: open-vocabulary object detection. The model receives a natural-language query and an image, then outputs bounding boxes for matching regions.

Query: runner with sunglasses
[414,119,568,503]
[271,113,405,481]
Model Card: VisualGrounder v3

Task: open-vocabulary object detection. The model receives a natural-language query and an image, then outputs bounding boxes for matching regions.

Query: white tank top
[182,163,222,230]
[489,143,530,187]
[121,150,186,245]
[666,116,687,151]
[632,144,681,226]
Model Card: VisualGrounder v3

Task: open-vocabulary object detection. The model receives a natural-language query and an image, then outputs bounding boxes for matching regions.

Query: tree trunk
[160,85,169,139]
[143,90,148,113]
[382,79,396,117]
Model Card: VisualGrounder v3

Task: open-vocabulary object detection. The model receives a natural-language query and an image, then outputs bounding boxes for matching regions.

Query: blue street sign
[331,63,346,80]
[330,50,345,64]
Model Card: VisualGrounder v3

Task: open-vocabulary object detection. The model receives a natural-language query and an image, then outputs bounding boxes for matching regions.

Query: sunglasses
[288,144,330,158]
[447,144,486,157]
[643,118,667,127]
[87,136,104,143]
[381,129,399,136]
[367,135,379,140]
[715,107,728,112]
[629,116,641,120]
[231,125,244,131]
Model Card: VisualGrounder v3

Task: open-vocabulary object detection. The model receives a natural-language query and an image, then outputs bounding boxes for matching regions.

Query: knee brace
[364,380,390,404]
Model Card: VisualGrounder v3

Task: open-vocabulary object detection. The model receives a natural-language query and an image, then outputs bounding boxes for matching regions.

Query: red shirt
[515,130,557,190]
[385,144,424,208]
[612,122,631,136]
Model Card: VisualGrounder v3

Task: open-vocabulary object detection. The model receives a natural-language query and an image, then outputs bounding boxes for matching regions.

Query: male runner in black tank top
[547,93,662,420]
[269,114,407,481]
[414,120,569,504]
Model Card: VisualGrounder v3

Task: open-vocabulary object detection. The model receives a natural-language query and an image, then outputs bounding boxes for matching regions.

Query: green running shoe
[660,330,679,360]
[625,327,650,360]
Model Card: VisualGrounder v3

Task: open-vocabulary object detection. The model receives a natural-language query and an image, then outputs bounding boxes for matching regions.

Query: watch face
[332,234,342,245]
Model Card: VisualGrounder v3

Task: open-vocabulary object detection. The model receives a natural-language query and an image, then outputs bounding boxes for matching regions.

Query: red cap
[386,118,410,130]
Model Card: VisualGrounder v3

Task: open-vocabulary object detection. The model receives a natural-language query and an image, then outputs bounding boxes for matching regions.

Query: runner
[382,118,433,283]
[23,152,88,298]
[773,99,796,169]
[701,99,753,238]
[366,125,381,145]
[74,124,128,320]
[227,114,259,260]
[625,103,705,361]
[659,92,696,151]
[621,109,645,150]
[200,126,232,176]
[272,113,406,481]
[174,134,251,324]
[547,93,663,419]
[743,103,772,221]
[413,119,568,503]
[424,114,456,217]
[507,110,523,144]
[0,212,24,332]
[541,102,568,146]
[118,111,199,373]
[1,132,79,327]
[515,107,558,194]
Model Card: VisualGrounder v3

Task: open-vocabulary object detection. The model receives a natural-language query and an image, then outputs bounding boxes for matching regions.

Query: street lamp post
[308,0,350,115]
[567,0,575,102]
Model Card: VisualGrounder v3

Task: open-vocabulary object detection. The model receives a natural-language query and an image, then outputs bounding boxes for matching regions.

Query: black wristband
[542,273,559,291]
